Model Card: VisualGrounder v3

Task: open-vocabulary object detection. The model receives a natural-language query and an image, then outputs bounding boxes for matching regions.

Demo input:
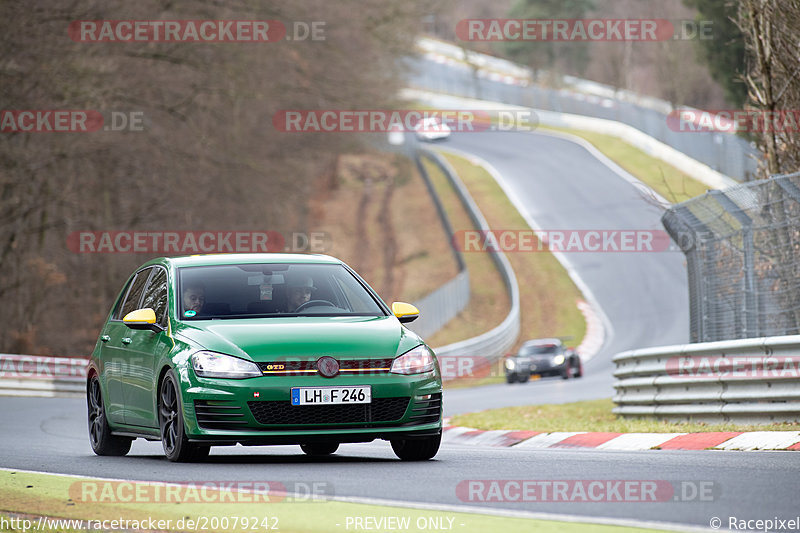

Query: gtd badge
[265,364,285,371]
[316,356,340,378]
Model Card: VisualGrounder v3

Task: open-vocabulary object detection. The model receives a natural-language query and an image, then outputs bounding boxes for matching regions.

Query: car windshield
[518,344,560,356]
[178,263,386,319]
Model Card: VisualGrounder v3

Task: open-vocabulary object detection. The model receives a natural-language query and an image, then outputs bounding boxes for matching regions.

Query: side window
[118,268,152,319]
[111,276,135,320]
[141,268,169,327]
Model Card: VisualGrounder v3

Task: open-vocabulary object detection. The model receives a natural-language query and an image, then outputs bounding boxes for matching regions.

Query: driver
[286,275,316,312]
[182,282,206,315]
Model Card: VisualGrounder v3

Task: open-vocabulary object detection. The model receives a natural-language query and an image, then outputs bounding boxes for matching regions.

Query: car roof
[147,253,343,269]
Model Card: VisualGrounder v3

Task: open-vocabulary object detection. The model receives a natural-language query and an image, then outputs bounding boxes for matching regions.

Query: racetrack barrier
[612,335,800,424]
[405,148,470,340]
[419,148,521,361]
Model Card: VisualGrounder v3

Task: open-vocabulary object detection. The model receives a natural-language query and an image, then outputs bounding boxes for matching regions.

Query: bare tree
[736,0,800,176]
[734,0,800,332]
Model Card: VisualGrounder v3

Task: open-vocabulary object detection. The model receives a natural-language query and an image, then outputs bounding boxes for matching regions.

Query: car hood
[172,316,422,361]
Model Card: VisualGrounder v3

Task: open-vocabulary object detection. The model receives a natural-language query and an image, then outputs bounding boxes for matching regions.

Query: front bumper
[177,367,442,445]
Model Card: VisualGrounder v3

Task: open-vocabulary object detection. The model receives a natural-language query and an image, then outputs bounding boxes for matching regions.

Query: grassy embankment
[0,469,675,533]
[450,398,800,433]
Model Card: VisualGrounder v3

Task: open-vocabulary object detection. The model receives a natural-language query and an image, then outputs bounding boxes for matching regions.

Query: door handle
[100,335,111,343]
[121,337,132,345]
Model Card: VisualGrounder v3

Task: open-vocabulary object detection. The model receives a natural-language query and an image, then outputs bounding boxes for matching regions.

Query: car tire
[573,361,583,378]
[87,376,133,456]
[505,373,517,384]
[519,373,530,383]
[391,432,441,461]
[561,365,571,380]
[159,371,207,462]
[300,443,340,456]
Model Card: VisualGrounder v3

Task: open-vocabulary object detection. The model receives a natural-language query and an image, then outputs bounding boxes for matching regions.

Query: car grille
[257,358,394,375]
[247,397,410,427]
[531,358,554,370]
[406,393,442,425]
[194,400,249,430]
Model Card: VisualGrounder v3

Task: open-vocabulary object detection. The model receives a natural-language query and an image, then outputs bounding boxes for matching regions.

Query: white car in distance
[414,116,451,141]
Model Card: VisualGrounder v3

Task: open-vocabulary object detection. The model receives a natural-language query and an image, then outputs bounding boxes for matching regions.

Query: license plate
[291,386,372,406]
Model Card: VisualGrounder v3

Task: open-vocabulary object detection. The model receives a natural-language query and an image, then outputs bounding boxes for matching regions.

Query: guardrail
[613,335,800,424]
[0,354,86,398]
[405,148,470,340]
[419,148,521,360]
[409,270,470,340]
[407,48,759,182]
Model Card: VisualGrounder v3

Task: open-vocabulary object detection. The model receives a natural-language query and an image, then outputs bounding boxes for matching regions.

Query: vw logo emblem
[316,356,340,378]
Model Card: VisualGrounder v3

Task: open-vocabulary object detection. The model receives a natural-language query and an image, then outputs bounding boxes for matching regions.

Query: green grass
[422,157,510,348]
[0,470,674,533]
[435,151,586,353]
[450,398,800,433]
[444,374,506,389]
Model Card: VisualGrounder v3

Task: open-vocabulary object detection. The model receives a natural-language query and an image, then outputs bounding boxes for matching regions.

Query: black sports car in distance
[504,338,582,383]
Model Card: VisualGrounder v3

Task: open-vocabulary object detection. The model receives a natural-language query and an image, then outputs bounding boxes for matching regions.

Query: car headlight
[390,345,436,375]
[191,351,262,379]
[553,354,565,365]
[504,358,516,370]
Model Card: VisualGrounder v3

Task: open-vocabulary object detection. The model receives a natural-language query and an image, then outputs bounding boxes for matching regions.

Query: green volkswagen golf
[87,254,442,462]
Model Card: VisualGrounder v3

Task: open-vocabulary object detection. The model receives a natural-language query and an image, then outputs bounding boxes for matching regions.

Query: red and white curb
[442,423,800,451]
[575,299,604,361]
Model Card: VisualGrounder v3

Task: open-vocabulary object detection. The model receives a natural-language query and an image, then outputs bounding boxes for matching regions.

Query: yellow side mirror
[122,308,160,331]
[391,302,420,324]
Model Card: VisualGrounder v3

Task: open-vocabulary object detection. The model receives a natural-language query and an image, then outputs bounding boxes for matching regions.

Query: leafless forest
[2,0,796,355]
[0,0,433,354]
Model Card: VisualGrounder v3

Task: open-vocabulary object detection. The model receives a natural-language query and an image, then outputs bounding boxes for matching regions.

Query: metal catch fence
[662,172,800,342]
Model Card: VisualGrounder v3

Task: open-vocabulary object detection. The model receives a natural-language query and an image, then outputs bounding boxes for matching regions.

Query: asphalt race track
[1,397,799,531]
[4,132,792,533]
[442,131,689,415]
